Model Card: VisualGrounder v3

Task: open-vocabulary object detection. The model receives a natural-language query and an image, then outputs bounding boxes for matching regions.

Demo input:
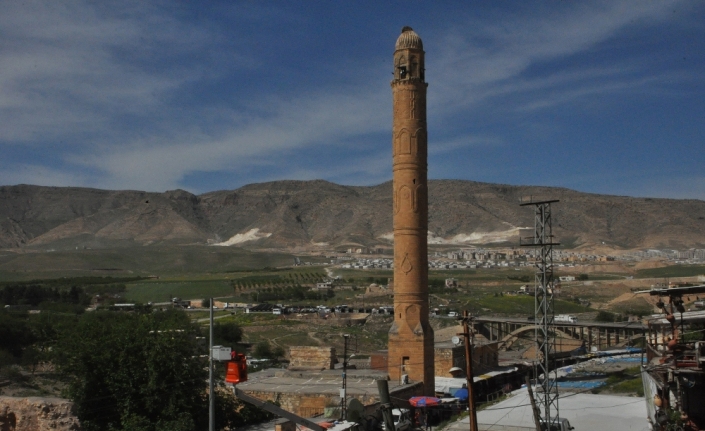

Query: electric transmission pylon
[520,197,560,429]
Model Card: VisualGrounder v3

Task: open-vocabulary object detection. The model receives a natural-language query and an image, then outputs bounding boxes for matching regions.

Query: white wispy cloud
[1,1,390,191]
[63,88,389,191]
[430,0,689,113]
[430,135,504,155]
[0,0,700,200]
[0,1,216,144]
[609,175,705,200]
[0,164,89,189]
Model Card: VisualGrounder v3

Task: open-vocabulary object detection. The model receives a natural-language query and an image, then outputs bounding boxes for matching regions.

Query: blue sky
[1,1,703,199]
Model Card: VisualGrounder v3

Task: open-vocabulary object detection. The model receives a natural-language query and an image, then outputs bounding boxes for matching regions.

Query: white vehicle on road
[555,314,577,323]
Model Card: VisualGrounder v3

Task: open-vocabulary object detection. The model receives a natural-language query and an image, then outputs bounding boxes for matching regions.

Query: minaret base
[388,326,435,395]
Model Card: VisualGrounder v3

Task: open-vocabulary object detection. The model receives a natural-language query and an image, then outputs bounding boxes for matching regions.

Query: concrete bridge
[472,317,646,352]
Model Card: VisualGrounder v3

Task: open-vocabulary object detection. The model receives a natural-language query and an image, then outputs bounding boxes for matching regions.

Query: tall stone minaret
[388,26,434,395]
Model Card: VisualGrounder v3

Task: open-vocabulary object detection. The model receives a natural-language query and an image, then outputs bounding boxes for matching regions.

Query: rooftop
[446,387,648,431]
[236,368,416,397]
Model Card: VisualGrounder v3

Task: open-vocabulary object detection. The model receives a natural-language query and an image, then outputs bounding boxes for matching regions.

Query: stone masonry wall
[0,396,80,431]
[434,345,465,377]
[288,346,336,371]
[370,352,388,372]
[241,390,379,417]
[434,344,500,378]
[239,382,423,418]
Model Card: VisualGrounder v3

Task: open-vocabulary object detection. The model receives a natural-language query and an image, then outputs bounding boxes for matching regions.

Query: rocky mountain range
[1,180,704,252]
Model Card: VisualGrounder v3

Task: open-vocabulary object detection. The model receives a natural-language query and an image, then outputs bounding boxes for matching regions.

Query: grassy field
[114,266,332,303]
[635,264,705,279]
[0,245,296,281]
[456,294,592,316]
[125,279,236,303]
[605,296,654,316]
[122,264,601,313]
[333,267,541,286]
[10,246,690,320]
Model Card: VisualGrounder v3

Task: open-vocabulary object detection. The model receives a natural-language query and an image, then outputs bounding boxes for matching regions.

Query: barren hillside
[1,180,703,251]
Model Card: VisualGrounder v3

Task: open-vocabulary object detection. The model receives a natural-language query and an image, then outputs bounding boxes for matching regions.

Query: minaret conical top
[395,26,423,50]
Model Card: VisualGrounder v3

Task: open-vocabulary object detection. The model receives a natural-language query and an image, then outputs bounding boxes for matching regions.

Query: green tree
[272,346,285,359]
[595,310,616,322]
[54,309,208,431]
[213,387,275,430]
[25,312,68,373]
[252,341,285,361]
[0,312,35,359]
[253,341,273,359]
[212,321,243,347]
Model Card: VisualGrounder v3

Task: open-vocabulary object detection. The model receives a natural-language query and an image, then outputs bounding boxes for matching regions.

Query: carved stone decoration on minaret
[388,26,434,395]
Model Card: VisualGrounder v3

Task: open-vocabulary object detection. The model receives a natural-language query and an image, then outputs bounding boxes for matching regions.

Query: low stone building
[235,346,423,417]
[434,340,499,378]
[288,346,337,371]
[235,368,421,417]
[369,339,499,380]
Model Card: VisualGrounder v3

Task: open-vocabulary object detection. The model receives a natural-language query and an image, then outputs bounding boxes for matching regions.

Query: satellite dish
[346,398,364,423]
[451,336,461,346]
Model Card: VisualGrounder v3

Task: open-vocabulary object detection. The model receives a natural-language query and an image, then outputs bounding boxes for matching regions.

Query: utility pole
[458,311,478,431]
[209,297,214,431]
[341,334,349,420]
[377,379,396,431]
[526,376,542,431]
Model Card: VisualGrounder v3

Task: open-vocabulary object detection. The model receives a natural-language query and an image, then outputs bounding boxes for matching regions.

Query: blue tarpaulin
[453,388,469,401]
[556,380,606,389]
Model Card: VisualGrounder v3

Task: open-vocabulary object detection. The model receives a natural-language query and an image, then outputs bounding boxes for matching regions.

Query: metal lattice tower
[520,198,560,428]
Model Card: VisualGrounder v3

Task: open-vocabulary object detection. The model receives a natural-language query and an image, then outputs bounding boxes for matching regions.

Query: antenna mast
[520,198,560,429]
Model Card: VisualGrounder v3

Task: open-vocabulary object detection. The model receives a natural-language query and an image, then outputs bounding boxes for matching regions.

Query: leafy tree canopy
[54,309,208,431]
[213,321,243,346]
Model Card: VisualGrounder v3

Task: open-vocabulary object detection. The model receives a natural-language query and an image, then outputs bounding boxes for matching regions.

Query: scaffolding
[520,198,560,429]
